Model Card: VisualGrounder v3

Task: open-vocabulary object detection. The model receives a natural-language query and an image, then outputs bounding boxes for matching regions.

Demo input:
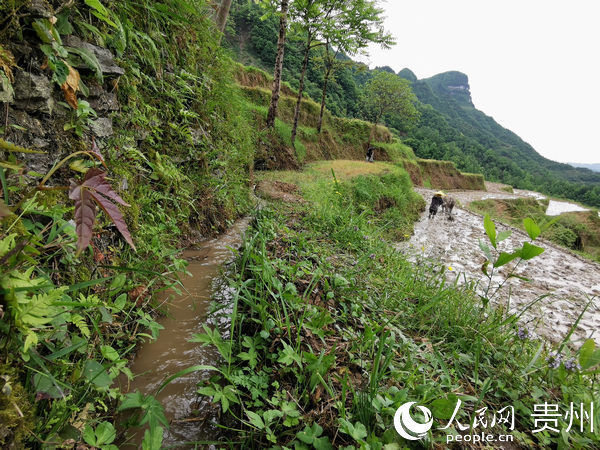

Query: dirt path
[398,187,600,348]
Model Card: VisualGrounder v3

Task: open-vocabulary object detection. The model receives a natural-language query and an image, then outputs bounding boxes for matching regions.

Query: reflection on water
[545,200,589,216]
[118,218,250,448]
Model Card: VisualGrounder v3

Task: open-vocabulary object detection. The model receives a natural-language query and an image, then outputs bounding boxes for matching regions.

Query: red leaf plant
[69,168,135,255]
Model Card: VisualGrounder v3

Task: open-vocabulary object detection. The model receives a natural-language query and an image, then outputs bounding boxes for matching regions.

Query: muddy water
[400,188,600,347]
[545,199,590,216]
[119,217,251,448]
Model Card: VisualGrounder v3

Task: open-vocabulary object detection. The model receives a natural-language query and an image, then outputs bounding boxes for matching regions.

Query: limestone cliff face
[423,71,474,107]
[397,69,473,107]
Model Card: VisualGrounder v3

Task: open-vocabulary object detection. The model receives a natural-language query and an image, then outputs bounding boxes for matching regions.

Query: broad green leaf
[579,339,595,369]
[523,218,541,240]
[109,273,126,290]
[83,360,112,388]
[113,293,127,311]
[339,419,367,441]
[118,391,144,410]
[101,345,119,361]
[23,332,38,353]
[263,409,283,424]
[99,306,113,324]
[520,242,545,260]
[579,340,600,370]
[432,395,458,420]
[584,350,600,371]
[142,426,163,450]
[497,229,512,243]
[297,423,323,444]
[277,342,301,366]
[137,395,168,429]
[246,410,265,429]
[494,250,521,268]
[483,214,497,248]
[49,56,69,85]
[313,437,334,450]
[32,19,55,44]
[94,421,116,445]
[198,386,217,397]
[83,424,97,446]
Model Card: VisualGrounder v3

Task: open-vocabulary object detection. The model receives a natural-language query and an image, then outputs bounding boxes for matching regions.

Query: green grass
[374,141,417,161]
[195,168,600,448]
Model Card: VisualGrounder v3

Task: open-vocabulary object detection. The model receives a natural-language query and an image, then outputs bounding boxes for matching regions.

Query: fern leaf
[66,46,104,83]
[70,313,91,338]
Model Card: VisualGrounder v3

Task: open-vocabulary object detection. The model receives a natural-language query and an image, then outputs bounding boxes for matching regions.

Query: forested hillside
[224,0,600,207]
[570,162,600,173]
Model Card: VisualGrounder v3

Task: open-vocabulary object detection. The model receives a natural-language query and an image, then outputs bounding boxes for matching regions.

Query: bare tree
[216,0,233,35]
[266,0,290,128]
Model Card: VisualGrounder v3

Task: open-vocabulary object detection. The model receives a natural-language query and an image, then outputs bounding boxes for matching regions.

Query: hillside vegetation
[225,0,600,207]
[235,64,484,190]
[469,197,600,261]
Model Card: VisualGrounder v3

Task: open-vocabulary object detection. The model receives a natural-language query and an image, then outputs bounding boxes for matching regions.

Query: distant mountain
[399,69,600,207]
[224,0,600,207]
[569,163,600,173]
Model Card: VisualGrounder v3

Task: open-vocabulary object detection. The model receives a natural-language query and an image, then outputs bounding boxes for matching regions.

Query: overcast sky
[357,0,600,164]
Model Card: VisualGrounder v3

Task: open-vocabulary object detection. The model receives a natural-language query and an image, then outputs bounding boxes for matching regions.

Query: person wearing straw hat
[428,191,445,219]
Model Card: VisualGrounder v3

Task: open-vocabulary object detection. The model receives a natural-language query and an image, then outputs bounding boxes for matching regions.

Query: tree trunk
[290,32,312,146]
[216,0,233,34]
[317,44,334,134]
[317,70,329,134]
[317,68,331,134]
[266,0,290,128]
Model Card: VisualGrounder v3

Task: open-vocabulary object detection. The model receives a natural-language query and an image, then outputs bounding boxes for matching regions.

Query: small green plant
[63,99,97,136]
[479,214,547,306]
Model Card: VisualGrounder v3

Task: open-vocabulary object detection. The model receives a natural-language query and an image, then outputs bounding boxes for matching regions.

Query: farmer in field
[428,191,445,219]
[365,146,375,163]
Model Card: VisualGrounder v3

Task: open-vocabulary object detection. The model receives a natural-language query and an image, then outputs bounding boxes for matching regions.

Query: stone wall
[1,1,122,179]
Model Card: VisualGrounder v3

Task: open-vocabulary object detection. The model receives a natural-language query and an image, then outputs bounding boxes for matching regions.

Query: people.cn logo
[394,402,434,440]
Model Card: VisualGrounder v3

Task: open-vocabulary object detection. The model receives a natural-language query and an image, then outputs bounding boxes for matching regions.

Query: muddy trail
[398,186,600,348]
[117,217,251,449]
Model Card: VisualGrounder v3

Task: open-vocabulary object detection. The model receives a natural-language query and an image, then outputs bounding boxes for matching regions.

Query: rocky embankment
[1,1,122,176]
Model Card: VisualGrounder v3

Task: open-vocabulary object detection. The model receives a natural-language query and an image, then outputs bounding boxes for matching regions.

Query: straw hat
[434,191,446,197]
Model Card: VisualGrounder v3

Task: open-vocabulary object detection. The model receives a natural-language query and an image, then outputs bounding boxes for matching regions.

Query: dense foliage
[1,0,254,447]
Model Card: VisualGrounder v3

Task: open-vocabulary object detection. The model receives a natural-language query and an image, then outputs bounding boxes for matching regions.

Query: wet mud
[399,187,600,347]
